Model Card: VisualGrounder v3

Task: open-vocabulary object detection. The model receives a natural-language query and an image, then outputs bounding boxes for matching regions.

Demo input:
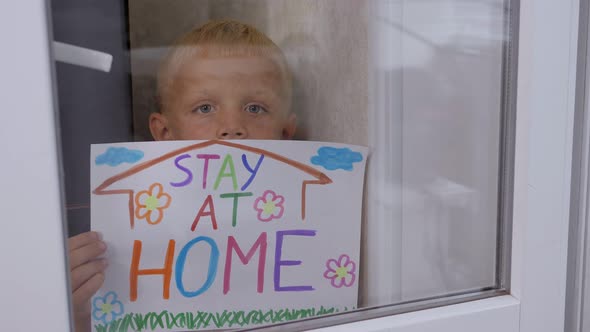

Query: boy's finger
[72,273,105,309]
[68,231,101,251]
[71,259,108,292]
[69,241,107,270]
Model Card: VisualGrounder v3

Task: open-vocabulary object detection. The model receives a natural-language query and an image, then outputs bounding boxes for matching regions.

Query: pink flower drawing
[253,190,285,222]
[323,254,356,288]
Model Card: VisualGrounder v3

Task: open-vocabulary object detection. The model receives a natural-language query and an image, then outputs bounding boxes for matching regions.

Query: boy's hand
[68,231,108,331]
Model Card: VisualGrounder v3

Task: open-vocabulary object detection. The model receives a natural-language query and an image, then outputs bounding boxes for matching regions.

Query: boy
[69,19,296,331]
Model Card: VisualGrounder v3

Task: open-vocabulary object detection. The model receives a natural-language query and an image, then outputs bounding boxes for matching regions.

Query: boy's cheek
[250,126,286,140]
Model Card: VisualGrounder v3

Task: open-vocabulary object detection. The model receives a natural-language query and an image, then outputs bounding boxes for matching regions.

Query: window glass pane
[51,0,514,330]
[364,0,508,305]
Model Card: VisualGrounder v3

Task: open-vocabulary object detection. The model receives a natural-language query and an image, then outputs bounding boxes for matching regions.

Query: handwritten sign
[90,140,367,331]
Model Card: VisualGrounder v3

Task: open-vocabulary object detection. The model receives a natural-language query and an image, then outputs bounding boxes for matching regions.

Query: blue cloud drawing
[311,147,363,171]
[95,147,144,166]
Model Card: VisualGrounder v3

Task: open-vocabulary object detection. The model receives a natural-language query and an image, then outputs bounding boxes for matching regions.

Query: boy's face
[150,52,296,141]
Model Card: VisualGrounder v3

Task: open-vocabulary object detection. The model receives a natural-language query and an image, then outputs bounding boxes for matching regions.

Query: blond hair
[157,19,292,112]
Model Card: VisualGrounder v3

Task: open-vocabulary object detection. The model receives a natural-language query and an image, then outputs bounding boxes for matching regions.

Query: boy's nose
[217,124,247,139]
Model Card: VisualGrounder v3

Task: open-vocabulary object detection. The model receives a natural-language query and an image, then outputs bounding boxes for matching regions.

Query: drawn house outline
[93,140,332,229]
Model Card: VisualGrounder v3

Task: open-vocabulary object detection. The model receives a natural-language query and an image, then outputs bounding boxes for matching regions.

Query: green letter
[213,154,238,191]
[220,192,253,227]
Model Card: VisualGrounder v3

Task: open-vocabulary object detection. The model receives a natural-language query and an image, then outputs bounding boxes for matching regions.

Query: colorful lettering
[196,154,220,189]
[170,154,193,187]
[129,239,176,301]
[241,154,265,191]
[274,230,316,292]
[219,192,253,227]
[213,154,238,191]
[191,195,218,231]
[175,236,219,297]
[223,232,268,294]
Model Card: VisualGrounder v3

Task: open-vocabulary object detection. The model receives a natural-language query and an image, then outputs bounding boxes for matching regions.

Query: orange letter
[191,195,218,231]
[129,239,175,301]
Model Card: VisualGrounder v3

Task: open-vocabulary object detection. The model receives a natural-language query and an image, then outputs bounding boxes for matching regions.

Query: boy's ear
[149,112,171,141]
[282,113,297,139]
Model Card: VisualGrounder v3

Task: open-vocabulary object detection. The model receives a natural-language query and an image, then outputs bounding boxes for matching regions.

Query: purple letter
[274,230,316,292]
[197,154,220,189]
[170,154,192,187]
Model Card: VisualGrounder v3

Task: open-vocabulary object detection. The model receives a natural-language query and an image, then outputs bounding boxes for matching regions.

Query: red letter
[129,239,175,301]
[223,232,267,294]
[191,195,218,231]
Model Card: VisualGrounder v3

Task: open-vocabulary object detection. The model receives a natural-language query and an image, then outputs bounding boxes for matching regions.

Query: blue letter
[175,236,219,297]
[241,154,264,191]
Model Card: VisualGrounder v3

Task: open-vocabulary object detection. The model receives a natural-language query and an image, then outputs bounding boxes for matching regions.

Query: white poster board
[90,140,367,331]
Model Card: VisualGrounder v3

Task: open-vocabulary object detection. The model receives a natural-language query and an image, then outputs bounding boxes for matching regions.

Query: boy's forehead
[167,52,290,99]
[182,54,283,77]
[159,44,293,110]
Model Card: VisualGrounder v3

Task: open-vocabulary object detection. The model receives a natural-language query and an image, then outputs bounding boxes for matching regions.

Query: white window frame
[1,0,72,330]
[0,0,579,331]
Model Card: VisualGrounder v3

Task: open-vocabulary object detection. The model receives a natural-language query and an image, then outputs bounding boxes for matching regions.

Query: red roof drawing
[93,140,332,229]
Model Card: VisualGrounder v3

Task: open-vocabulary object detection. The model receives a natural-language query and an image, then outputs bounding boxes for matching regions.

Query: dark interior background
[51,0,133,236]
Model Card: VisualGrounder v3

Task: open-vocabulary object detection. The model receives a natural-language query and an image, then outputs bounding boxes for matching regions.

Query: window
[50,0,516,330]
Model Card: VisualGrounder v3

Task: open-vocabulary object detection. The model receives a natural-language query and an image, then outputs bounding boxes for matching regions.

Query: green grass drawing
[94,306,348,331]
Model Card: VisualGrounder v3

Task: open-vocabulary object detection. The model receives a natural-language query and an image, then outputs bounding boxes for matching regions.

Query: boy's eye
[195,104,213,114]
[245,105,266,114]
